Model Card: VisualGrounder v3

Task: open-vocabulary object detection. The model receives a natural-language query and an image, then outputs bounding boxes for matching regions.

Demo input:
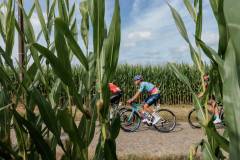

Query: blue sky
[3,0,219,65]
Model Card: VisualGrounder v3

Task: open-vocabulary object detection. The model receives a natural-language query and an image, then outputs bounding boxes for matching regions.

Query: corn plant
[169,0,240,159]
[0,0,121,159]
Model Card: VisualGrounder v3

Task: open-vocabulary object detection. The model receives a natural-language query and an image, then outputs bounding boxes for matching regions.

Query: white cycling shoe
[153,116,160,125]
[213,118,222,124]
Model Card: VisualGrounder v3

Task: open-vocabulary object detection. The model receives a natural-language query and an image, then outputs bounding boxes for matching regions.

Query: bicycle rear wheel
[153,109,176,132]
[188,109,201,129]
[120,109,141,132]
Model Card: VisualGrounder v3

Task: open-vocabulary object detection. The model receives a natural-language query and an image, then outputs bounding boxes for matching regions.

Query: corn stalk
[169,0,240,159]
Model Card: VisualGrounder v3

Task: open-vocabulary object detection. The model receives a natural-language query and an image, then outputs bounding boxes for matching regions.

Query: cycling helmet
[133,75,143,81]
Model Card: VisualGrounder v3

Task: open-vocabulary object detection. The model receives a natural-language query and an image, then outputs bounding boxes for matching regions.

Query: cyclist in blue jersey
[127,75,161,124]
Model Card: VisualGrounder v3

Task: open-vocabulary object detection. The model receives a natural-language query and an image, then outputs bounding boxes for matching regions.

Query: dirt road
[86,122,206,159]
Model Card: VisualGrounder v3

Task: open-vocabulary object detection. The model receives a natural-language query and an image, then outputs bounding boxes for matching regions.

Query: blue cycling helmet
[133,75,143,81]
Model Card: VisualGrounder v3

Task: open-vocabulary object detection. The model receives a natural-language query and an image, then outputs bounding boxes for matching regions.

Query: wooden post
[18,0,24,81]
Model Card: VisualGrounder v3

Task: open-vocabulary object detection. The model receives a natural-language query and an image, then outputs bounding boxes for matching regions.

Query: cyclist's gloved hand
[127,99,134,104]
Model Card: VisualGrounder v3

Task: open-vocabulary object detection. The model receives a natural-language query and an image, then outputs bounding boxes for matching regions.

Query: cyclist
[127,75,160,125]
[199,73,221,124]
[109,82,123,104]
[96,80,123,104]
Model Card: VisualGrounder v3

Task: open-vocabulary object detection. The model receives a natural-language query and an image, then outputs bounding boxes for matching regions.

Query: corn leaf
[29,88,60,139]
[32,43,74,88]
[47,0,57,34]
[69,3,75,24]
[222,41,240,159]
[195,0,202,42]
[168,3,189,42]
[224,0,240,85]
[183,0,197,22]
[201,140,216,160]
[102,0,121,76]
[89,0,105,56]
[58,0,68,23]
[54,20,72,76]
[13,110,55,160]
[5,3,14,58]
[54,18,88,70]
[34,0,50,45]
[58,109,85,149]
[80,0,89,50]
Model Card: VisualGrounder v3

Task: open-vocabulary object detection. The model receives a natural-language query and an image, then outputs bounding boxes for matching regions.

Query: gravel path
[87,122,205,159]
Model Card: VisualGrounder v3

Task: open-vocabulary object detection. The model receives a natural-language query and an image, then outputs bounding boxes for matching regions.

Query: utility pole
[18,0,24,81]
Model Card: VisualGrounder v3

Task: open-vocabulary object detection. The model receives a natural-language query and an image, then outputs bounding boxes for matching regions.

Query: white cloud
[124,31,152,48]
[202,32,219,46]
[128,31,151,39]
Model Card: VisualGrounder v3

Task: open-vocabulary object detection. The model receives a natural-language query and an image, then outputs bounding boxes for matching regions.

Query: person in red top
[108,83,123,104]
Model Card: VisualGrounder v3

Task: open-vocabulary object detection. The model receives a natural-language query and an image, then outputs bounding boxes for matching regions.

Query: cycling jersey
[109,83,121,94]
[138,82,159,95]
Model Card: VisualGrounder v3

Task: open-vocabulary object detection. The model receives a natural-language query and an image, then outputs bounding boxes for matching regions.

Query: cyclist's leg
[144,94,161,124]
[144,94,160,111]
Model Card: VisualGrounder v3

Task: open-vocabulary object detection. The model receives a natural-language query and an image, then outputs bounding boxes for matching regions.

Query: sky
[1,0,219,65]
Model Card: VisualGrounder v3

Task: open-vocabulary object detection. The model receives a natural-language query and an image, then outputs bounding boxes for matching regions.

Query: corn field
[114,64,203,104]
[4,64,206,105]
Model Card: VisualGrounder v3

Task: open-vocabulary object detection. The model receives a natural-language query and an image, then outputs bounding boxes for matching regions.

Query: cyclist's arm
[130,91,141,101]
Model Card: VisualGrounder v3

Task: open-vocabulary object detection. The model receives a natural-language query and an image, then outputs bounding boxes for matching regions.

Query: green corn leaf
[0,141,22,160]
[183,0,197,22]
[49,79,61,107]
[20,6,42,73]
[205,122,229,152]
[13,117,28,160]
[69,3,75,24]
[54,20,72,76]
[194,0,199,8]
[110,113,120,139]
[80,0,89,50]
[65,0,70,12]
[58,109,85,149]
[168,3,189,42]
[89,0,105,56]
[78,104,97,147]
[54,18,89,70]
[222,41,240,159]
[201,140,216,160]
[27,3,35,19]
[22,62,38,86]
[195,0,202,43]
[196,38,224,79]
[104,139,117,160]
[47,0,57,34]
[32,43,74,87]
[0,65,10,87]
[34,0,50,45]
[29,88,60,139]
[58,0,68,23]
[70,19,78,41]
[102,0,121,77]
[210,0,228,57]
[224,0,240,85]
[13,110,55,160]
[5,4,14,58]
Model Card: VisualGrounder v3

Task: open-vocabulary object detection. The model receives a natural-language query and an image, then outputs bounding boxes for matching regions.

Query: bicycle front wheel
[120,109,141,132]
[154,109,176,132]
[188,109,201,129]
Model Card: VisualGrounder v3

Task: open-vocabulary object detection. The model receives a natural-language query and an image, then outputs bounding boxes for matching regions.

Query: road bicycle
[188,105,224,128]
[120,102,176,132]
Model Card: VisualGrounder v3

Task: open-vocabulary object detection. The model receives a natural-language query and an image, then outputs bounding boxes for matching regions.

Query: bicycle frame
[127,103,142,121]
